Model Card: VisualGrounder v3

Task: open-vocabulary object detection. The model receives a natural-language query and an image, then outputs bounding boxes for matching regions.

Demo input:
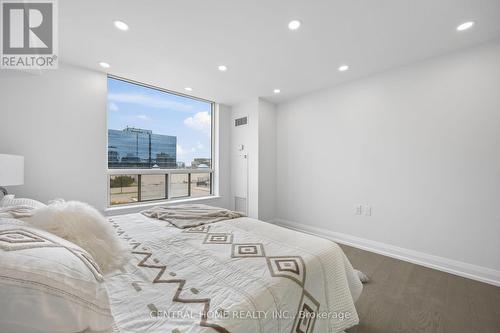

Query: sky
[107,77,212,166]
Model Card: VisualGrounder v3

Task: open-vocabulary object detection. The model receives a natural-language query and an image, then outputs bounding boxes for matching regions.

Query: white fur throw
[355,269,370,283]
[25,200,127,274]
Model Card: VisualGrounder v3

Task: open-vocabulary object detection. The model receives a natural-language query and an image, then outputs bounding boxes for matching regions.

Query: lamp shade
[0,154,24,186]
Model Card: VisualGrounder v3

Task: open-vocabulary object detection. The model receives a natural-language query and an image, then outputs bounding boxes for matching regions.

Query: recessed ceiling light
[99,62,110,69]
[218,65,227,72]
[273,89,281,94]
[184,87,193,92]
[456,21,475,31]
[338,65,349,72]
[113,20,129,31]
[288,20,301,31]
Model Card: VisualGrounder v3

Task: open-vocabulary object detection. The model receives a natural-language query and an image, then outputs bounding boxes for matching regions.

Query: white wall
[276,41,500,278]
[215,104,232,210]
[230,99,259,217]
[229,98,277,220]
[0,63,231,212]
[0,65,108,210]
[258,98,277,221]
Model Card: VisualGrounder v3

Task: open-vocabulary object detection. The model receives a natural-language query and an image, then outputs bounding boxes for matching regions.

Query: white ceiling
[59,0,500,105]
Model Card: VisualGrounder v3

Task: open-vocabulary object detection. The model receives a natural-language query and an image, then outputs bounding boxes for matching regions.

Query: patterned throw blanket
[141,204,245,228]
[106,213,362,333]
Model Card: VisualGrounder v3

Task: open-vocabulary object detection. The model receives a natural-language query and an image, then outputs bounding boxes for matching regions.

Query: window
[107,76,214,206]
[170,173,189,198]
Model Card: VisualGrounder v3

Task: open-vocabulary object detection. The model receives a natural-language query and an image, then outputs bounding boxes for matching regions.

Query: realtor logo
[1,0,58,69]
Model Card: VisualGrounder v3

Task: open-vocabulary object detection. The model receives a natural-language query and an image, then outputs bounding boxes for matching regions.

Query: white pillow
[0,218,114,332]
[0,194,46,209]
[25,200,127,274]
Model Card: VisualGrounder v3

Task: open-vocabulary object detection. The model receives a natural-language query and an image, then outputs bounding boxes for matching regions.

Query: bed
[105,212,363,333]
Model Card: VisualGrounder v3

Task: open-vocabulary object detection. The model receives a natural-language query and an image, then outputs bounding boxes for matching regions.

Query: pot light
[113,20,129,31]
[99,62,110,69]
[184,87,193,92]
[456,21,475,31]
[273,89,281,94]
[218,65,227,72]
[288,20,301,30]
[338,64,349,72]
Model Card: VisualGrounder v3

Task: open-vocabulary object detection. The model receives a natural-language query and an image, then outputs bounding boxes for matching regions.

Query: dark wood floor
[340,245,500,333]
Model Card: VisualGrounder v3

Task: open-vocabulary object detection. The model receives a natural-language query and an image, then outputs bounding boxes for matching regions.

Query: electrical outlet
[355,204,363,215]
[364,205,372,216]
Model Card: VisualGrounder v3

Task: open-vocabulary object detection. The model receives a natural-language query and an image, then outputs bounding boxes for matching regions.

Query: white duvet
[106,213,362,333]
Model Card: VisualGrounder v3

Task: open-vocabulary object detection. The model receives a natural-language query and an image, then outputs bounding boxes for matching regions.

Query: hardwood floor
[340,245,500,333]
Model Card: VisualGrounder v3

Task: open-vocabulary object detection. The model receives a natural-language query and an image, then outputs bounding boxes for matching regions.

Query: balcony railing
[108,169,213,206]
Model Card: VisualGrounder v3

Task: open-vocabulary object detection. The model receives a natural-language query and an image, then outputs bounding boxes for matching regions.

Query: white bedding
[106,213,362,333]
[0,218,113,333]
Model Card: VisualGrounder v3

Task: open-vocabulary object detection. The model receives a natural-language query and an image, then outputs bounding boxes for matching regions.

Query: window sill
[105,195,221,216]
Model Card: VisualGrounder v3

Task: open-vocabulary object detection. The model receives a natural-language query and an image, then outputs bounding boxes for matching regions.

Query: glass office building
[108,127,177,169]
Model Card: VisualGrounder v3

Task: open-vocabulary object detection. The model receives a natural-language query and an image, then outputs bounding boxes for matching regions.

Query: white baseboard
[272,218,500,287]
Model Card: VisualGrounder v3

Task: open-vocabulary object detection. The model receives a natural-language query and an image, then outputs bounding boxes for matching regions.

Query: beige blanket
[141,204,245,228]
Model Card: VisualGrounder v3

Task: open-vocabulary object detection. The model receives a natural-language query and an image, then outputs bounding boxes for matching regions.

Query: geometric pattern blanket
[106,213,362,333]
